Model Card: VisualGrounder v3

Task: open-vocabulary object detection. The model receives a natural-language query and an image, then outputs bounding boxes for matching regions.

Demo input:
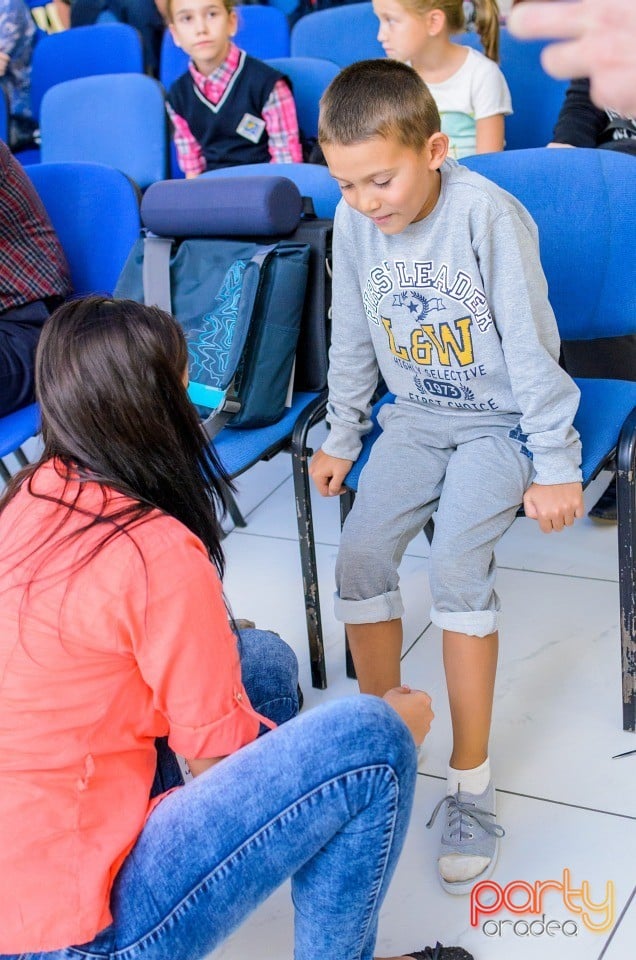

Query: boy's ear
[428,131,449,169]
[228,8,238,36]
[168,23,182,49]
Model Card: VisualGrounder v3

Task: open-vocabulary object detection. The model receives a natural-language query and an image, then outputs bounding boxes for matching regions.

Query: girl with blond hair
[374,0,511,158]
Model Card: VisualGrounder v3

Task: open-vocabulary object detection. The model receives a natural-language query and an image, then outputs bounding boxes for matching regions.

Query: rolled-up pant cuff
[334,589,404,624]
[430,606,499,636]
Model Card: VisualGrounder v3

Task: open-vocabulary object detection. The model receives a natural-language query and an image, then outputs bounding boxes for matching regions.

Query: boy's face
[373,0,432,64]
[169,0,237,75]
[323,133,448,235]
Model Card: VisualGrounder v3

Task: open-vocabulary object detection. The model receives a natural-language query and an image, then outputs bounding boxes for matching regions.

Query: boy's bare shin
[443,629,498,769]
[346,619,403,696]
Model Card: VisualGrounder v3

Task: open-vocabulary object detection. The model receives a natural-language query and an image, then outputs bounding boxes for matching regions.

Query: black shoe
[407,944,474,960]
[588,478,617,523]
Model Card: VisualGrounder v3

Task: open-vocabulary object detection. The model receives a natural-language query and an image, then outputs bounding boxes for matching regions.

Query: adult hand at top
[508,0,636,118]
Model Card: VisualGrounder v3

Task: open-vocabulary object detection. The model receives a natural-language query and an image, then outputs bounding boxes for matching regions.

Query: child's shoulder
[461,45,506,80]
[443,160,522,216]
[443,160,538,242]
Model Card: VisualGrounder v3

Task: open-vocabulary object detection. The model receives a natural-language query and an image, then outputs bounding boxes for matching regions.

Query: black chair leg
[617,407,636,732]
[340,489,358,680]
[292,395,328,689]
[222,481,247,529]
[14,447,29,469]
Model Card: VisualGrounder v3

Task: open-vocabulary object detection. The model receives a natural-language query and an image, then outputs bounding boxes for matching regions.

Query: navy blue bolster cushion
[141,176,303,238]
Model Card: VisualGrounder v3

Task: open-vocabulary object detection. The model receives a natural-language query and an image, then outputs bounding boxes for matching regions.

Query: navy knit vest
[168,53,285,171]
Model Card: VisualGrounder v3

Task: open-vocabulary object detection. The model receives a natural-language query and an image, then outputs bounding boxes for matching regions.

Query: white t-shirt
[426,47,512,159]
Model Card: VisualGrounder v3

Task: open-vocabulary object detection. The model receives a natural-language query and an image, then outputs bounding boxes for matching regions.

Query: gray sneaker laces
[426,792,505,840]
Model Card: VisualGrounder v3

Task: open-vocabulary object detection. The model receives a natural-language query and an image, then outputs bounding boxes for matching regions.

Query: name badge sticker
[236,113,266,143]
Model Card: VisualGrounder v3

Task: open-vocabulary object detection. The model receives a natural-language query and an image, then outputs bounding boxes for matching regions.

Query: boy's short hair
[318,59,441,150]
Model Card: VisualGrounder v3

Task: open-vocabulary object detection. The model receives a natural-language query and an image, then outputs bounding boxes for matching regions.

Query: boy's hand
[309,448,353,497]
[523,481,585,533]
[383,685,434,747]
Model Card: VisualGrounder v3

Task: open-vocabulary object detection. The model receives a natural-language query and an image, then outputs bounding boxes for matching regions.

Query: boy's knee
[335,536,397,599]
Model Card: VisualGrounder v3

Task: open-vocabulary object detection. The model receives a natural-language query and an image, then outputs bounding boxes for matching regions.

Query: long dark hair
[0,296,229,576]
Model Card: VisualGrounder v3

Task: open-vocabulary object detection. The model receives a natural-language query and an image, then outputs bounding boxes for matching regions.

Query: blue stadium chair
[14,22,144,167]
[40,74,168,189]
[499,32,569,150]
[291,3,382,65]
[203,161,341,220]
[137,174,331,687]
[338,148,636,728]
[159,6,291,90]
[0,87,8,145]
[266,57,340,140]
[0,163,141,482]
[30,23,144,120]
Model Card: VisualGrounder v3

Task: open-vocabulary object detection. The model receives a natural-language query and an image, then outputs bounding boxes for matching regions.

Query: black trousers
[70,0,164,74]
[0,300,50,418]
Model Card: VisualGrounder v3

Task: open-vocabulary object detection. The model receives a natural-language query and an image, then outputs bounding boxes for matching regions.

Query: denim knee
[237,628,300,727]
[319,695,417,790]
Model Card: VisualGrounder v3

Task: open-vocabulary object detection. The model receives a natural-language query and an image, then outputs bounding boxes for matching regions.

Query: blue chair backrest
[30,23,143,119]
[202,161,340,219]
[500,31,569,149]
[26,162,140,295]
[40,74,168,189]
[266,57,340,138]
[291,3,381,65]
[463,148,636,342]
[160,6,291,89]
[0,88,8,145]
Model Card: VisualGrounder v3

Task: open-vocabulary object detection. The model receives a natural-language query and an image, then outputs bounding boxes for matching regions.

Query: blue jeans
[5,637,417,960]
[150,628,301,795]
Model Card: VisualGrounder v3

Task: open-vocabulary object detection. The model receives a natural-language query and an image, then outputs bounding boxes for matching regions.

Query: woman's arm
[186,756,224,776]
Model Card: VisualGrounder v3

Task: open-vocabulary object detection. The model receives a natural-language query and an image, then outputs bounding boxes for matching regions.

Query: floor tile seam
[597,883,636,959]
[231,473,294,524]
[228,531,619,585]
[415,772,636,821]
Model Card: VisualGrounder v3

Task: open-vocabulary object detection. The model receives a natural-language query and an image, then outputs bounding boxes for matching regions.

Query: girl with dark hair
[0,296,444,960]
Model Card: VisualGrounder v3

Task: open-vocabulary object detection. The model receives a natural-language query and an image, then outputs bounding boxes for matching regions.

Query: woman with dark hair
[0,296,445,960]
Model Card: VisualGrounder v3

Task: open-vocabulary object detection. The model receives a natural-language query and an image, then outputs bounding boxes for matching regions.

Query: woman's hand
[383,685,434,747]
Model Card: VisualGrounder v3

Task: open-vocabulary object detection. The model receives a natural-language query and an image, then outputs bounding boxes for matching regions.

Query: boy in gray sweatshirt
[310,60,584,895]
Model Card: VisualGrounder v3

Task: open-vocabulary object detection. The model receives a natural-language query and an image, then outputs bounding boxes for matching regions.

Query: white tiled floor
[217,442,636,960]
[2,439,633,960]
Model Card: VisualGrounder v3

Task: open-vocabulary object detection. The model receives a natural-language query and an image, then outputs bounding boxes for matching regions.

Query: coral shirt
[0,461,266,952]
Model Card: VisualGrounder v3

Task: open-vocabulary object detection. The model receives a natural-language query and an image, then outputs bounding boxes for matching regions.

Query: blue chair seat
[576,379,636,483]
[0,403,39,459]
[214,391,319,477]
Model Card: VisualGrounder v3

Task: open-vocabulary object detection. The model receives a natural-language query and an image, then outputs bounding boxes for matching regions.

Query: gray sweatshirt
[323,159,582,486]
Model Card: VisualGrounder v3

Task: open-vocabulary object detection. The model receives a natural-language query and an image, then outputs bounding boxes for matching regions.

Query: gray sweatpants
[335,403,536,637]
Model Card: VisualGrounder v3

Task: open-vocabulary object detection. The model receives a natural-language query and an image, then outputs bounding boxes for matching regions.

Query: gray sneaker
[426,780,504,895]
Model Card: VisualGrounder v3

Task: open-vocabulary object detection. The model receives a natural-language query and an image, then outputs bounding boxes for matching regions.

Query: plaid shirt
[167,43,303,176]
[0,142,71,313]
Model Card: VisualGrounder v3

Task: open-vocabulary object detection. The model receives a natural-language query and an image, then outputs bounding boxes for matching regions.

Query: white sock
[446,757,491,796]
